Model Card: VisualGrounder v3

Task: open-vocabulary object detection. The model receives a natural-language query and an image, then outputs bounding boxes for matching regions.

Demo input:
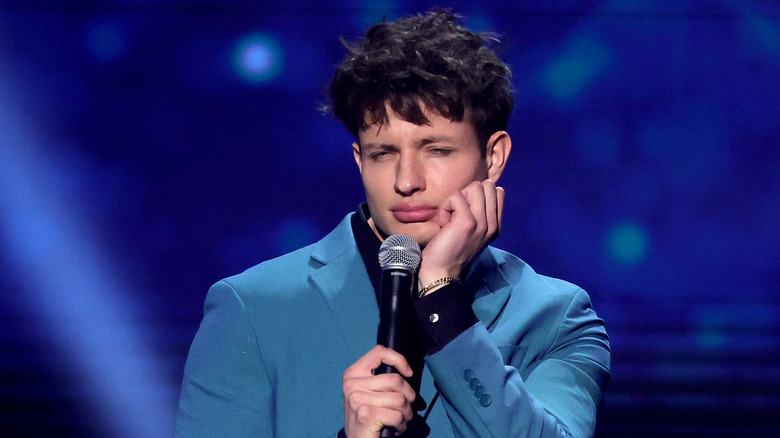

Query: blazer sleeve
[174,280,274,437]
[425,288,610,438]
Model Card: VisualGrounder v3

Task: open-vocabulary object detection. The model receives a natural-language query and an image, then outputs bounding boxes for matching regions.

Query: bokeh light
[274,217,321,254]
[542,35,613,103]
[232,33,284,84]
[605,222,648,265]
[85,19,127,62]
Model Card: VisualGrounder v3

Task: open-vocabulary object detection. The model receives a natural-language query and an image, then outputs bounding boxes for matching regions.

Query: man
[175,10,610,438]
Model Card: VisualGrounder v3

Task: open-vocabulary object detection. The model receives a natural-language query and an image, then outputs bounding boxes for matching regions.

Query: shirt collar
[350,203,383,300]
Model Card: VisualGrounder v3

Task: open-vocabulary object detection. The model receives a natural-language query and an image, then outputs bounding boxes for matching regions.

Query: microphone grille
[378,234,421,271]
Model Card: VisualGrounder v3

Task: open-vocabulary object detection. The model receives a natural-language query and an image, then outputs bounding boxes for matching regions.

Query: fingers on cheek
[460,183,481,206]
[469,198,487,236]
[475,185,491,234]
[438,210,451,226]
[497,187,505,230]
[487,195,499,235]
[462,181,479,194]
[459,210,478,235]
[453,191,479,229]
[486,186,504,231]
[475,216,488,238]
[481,179,496,196]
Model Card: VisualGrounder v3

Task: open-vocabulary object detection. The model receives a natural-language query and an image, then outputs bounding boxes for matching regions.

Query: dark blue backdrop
[1,1,778,437]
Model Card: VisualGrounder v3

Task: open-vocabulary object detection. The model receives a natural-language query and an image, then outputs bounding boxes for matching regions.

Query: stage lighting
[606,222,648,265]
[232,33,283,84]
[85,19,127,62]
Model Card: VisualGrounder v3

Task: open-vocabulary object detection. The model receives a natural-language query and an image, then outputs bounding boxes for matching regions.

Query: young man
[175,11,610,438]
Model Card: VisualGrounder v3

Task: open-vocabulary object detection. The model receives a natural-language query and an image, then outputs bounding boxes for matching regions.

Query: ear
[485,131,512,182]
[352,142,363,175]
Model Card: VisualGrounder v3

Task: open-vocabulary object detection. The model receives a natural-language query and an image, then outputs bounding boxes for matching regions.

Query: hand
[418,180,505,293]
[343,345,416,438]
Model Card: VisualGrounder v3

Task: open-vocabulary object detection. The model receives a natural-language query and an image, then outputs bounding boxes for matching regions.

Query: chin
[374,216,439,246]
[389,223,437,247]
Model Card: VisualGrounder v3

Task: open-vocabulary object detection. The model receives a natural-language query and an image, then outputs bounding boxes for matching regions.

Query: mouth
[391,203,437,223]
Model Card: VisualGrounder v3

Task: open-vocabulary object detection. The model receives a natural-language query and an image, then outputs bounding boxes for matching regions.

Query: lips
[391,203,437,223]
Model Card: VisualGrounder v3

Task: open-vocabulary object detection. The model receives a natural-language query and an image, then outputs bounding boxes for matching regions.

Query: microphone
[375,234,421,437]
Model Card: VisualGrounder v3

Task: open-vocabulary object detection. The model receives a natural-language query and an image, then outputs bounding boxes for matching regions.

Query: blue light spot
[274,217,319,254]
[695,331,726,350]
[543,35,612,102]
[85,20,127,62]
[695,302,778,351]
[232,33,283,84]
[606,222,648,265]
[740,7,780,58]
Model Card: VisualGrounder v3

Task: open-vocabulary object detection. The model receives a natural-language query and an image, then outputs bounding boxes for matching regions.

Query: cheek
[362,176,382,198]
[430,172,475,194]
[362,166,393,195]
[362,179,390,214]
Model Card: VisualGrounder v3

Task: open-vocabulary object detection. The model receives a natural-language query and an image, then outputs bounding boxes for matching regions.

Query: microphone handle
[380,427,396,438]
[376,269,414,357]
[376,268,415,437]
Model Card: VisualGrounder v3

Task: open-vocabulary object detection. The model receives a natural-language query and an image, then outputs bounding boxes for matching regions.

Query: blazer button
[469,378,481,390]
[464,369,475,381]
[479,394,492,407]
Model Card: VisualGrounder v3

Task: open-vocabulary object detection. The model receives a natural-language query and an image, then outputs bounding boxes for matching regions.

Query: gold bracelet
[418,277,460,298]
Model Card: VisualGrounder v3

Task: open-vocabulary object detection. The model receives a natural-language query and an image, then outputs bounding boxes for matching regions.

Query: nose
[394,153,425,196]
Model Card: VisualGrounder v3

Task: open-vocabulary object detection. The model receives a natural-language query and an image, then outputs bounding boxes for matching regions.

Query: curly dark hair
[326,10,514,155]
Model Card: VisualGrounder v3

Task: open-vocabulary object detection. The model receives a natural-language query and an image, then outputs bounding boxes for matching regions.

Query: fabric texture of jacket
[175,213,611,437]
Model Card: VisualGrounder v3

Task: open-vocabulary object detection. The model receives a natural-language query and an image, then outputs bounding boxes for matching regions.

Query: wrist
[417,277,460,298]
[418,266,460,288]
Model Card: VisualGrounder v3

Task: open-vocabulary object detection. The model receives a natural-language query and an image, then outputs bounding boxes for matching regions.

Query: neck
[366,217,387,242]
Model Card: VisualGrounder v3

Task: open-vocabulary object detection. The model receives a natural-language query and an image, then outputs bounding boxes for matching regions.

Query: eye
[428,147,453,156]
[369,151,392,161]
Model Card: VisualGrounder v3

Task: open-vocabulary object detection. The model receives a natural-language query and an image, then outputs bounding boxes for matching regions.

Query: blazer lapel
[309,215,379,360]
[468,248,513,331]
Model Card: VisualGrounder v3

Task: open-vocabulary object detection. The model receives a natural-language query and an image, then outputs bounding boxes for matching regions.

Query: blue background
[1,1,778,437]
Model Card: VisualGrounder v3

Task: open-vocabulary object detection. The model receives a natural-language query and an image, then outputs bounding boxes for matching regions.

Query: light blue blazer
[174,214,610,437]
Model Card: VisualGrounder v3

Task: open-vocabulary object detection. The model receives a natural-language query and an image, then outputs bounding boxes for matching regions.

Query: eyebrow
[362,135,458,150]
[420,135,458,145]
[361,142,398,151]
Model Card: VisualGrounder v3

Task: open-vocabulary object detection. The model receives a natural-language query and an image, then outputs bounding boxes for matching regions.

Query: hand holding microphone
[342,234,421,438]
